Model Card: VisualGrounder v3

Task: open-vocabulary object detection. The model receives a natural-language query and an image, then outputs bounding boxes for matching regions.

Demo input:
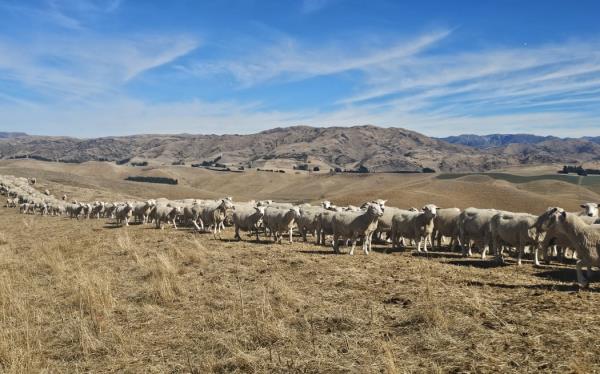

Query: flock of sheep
[3,174,600,288]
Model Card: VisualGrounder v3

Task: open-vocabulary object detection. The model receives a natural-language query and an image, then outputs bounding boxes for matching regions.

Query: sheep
[133,200,155,224]
[115,203,134,227]
[390,204,438,252]
[5,198,17,208]
[374,206,408,243]
[103,203,118,219]
[90,202,105,219]
[490,212,546,265]
[330,202,384,255]
[182,203,203,230]
[579,203,600,217]
[534,209,598,265]
[458,208,499,258]
[297,205,327,242]
[432,208,462,251]
[544,208,600,288]
[233,206,265,241]
[263,206,300,244]
[316,210,336,245]
[153,205,182,229]
[196,199,235,237]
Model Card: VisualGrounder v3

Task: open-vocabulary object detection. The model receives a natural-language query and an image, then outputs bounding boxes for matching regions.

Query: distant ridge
[0,132,27,139]
[439,134,560,148]
[0,126,599,172]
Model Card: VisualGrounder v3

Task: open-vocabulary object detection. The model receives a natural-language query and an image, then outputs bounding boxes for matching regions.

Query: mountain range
[1,126,599,172]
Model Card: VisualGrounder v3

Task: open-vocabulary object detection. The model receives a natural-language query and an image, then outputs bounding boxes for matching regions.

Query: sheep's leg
[576,260,589,289]
[534,244,541,266]
[192,220,202,232]
[289,228,293,243]
[481,240,488,260]
[332,235,340,253]
[349,238,357,256]
[517,243,524,266]
[423,235,430,252]
[362,235,369,255]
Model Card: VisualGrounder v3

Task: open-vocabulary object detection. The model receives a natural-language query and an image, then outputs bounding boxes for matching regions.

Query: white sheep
[579,203,600,217]
[458,208,499,258]
[432,208,462,251]
[331,202,384,255]
[233,206,265,241]
[115,203,134,226]
[196,199,235,237]
[153,205,182,229]
[490,212,545,265]
[390,204,438,252]
[263,206,300,244]
[545,208,600,288]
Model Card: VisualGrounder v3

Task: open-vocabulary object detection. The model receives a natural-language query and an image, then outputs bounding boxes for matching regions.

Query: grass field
[2,160,600,372]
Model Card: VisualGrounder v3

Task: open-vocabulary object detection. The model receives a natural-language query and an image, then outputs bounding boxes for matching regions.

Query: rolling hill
[1,125,599,172]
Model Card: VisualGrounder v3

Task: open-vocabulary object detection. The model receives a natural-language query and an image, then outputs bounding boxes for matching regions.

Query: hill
[1,126,600,172]
[439,133,558,148]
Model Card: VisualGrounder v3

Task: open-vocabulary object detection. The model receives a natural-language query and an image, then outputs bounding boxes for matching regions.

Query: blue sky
[1,0,600,137]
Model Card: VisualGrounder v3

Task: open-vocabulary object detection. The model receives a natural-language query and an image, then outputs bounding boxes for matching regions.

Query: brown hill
[1,125,599,172]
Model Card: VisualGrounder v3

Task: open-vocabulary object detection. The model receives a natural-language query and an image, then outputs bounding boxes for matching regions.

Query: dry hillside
[3,126,600,172]
[2,161,600,372]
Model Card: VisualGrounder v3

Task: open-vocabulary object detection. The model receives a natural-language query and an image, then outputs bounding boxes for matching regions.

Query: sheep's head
[541,207,566,230]
[366,203,384,217]
[422,204,438,217]
[254,206,265,216]
[580,203,599,217]
[321,200,332,209]
[372,199,387,211]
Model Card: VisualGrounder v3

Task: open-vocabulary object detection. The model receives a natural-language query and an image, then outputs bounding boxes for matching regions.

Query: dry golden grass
[2,160,600,372]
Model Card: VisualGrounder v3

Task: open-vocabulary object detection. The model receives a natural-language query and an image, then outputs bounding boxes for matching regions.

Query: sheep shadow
[533,267,600,284]
[464,280,585,293]
[446,258,511,269]
[370,246,407,255]
[297,249,339,255]
[411,251,464,259]
[103,223,125,229]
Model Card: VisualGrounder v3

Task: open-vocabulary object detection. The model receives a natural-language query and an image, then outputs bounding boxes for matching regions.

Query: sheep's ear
[560,211,567,221]
[581,204,587,208]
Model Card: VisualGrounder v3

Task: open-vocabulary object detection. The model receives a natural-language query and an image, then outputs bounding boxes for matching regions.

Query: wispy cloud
[179,29,451,87]
[0,34,199,99]
[1,0,123,30]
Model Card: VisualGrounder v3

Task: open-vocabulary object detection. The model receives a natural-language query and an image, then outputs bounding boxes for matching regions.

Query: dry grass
[2,162,600,372]
[2,209,600,373]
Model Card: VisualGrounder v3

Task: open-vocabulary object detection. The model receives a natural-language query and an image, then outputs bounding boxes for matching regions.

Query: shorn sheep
[545,208,600,288]
[331,202,384,255]
[233,205,265,241]
[263,206,300,244]
[390,204,438,252]
[490,212,544,265]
